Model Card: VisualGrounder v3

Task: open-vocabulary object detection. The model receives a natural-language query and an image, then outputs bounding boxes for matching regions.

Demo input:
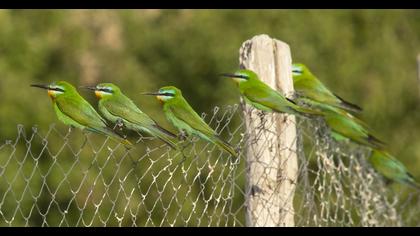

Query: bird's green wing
[55,96,132,146]
[317,101,368,129]
[295,77,336,100]
[102,97,177,138]
[242,85,296,113]
[345,113,372,131]
[370,152,408,179]
[326,113,368,139]
[55,96,108,128]
[304,98,367,130]
[168,101,236,155]
[168,100,216,137]
[326,112,385,148]
[294,76,362,112]
[102,97,156,127]
[369,151,420,188]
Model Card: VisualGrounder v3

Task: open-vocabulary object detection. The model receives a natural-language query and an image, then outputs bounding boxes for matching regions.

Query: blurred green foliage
[0,9,419,226]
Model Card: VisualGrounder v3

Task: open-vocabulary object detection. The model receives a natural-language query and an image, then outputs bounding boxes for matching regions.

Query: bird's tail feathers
[106,127,133,147]
[284,97,323,117]
[403,179,420,190]
[150,126,178,150]
[213,136,238,158]
[334,93,363,113]
[152,124,177,138]
[294,106,324,118]
[155,133,178,150]
[404,173,420,190]
[367,134,386,149]
[339,100,363,113]
[92,126,133,147]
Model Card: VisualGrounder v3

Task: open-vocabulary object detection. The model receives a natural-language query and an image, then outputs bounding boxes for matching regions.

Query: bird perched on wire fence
[142,86,237,158]
[81,83,178,149]
[292,63,362,113]
[369,149,420,189]
[297,97,385,149]
[31,81,132,147]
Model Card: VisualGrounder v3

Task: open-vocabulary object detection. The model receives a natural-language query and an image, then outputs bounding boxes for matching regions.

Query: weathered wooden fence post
[240,34,298,227]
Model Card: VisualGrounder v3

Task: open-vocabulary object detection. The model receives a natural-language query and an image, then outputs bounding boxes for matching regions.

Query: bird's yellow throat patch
[47,89,54,98]
[156,95,164,104]
[95,90,103,99]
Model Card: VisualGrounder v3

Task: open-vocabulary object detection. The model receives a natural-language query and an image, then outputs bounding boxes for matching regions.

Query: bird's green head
[142,86,181,103]
[220,69,258,85]
[80,83,121,99]
[292,63,311,77]
[31,81,77,99]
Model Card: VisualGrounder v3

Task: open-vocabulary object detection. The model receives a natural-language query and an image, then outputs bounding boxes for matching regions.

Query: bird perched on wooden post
[221,69,323,118]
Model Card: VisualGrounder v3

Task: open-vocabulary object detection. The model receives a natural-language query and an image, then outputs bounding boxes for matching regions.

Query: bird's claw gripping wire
[178,130,188,141]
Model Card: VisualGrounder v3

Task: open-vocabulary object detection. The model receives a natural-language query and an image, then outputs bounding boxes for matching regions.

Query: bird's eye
[101,88,113,93]
[233,74,249,80]
[163,92,174,97]
[52,86,65,92]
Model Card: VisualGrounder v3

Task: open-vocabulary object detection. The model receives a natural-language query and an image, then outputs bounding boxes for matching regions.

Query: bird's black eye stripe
[162,92,174,97]
[237,75,249,79]
[100,88,114,93]
[292,69,302,73]
[51,87,65,92]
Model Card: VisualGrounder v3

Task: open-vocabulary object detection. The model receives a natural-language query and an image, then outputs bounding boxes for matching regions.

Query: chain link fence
[1,103,419,226]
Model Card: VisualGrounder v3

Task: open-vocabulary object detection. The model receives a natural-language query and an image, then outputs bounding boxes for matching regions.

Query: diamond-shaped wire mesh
[0,104,419,226]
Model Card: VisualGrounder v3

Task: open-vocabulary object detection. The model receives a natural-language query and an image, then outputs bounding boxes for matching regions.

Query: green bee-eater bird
[81,83,178,149]
[369,149,420,189]
[292,63,362,113]
[30,81,132,147]
[142,86,237,157]
[221,69,323,117]
[298,97,385,149]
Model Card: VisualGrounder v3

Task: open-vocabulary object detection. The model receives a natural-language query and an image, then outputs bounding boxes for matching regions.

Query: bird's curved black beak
[79,86,97,91]
[140,92,162,96]
[219,73,247,79]
[219,73,236,78]
[30,84,50,90]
